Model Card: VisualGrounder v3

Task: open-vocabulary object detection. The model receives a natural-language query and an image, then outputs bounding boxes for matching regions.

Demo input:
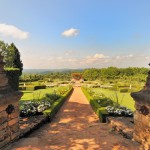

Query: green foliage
[6,69,20,91]
[97,107,108,123]
[11,43,23,75]
[43,87,73,119]
[20,100,51,117]
[92,88,135,111]
[97,99,113,107]
[82,86,134,122]
[19,86,73,118]
[34,85,46,90]
[0,41,23,91]
[120,88,129,93]
[106,106,133,117]
[0,41,23,75]
[45,93,60,101]
[19,85,46,91]
[82,67,148,83]
[81,87,108,123]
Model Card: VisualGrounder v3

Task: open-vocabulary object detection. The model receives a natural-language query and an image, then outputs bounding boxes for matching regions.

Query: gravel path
[7,87,140,150]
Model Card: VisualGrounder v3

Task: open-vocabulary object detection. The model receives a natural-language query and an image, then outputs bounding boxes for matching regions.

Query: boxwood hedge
[81,87,108,123]
[43,87,73,121]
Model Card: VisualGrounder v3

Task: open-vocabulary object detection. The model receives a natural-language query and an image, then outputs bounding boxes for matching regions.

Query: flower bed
[82,86,133,123]
[19,85,72,117]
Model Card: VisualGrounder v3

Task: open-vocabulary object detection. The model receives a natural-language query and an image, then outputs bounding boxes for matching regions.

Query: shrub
[19,86,26,90]
[20,100,51,117]
[97,98,113,107]
[120,88,129,93]
[34,85,46,90]
[45,93,60,101]
[97,107,108,123]
[19,85,46,91]
[106,106,133,117]
[81,87,108,123]
[43,87,73,119]
[6,69,20,91]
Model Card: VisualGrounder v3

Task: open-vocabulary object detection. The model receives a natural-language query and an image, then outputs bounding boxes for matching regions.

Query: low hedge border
[81,87,108,123]
[19,85,46,91]
[43,87,73,121]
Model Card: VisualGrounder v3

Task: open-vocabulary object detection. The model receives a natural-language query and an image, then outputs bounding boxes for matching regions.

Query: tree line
[0,40,149,83]
[20,67,149,83]
[82,67,149,81]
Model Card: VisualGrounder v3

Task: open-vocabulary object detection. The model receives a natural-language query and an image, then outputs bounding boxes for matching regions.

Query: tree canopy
[0,41,23,75]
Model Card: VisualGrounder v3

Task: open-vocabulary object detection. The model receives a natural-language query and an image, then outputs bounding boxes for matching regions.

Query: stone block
[134,111,150,127]
[8,117,19,126]
[10,110,19,119]
[10,123,19,133]
[0,116,7,125]
[0,104,7,112]
[0,136,10,149]
[0,122,7,131]
[0,127,10,142]
[10,131,20,141]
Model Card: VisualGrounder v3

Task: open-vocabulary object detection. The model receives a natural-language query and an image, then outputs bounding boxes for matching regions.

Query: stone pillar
[0,51,22,149]
[131,66,150,150]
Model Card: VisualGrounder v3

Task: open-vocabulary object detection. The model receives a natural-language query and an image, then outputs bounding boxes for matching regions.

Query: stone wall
[131,69,150,150]
[0,51,22,149]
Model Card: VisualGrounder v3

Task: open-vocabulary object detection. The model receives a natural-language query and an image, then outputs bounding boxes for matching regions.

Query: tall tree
[11,43,23,75]
[0,41,23,75]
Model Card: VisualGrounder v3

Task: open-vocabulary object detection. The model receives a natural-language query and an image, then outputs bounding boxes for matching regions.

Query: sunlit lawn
[93,88,135,111]
[20,87,58,101]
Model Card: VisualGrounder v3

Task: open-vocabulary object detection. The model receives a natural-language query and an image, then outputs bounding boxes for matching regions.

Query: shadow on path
[6,87,140,150]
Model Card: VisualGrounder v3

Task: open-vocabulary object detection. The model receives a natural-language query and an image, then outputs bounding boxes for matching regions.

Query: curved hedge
[43,87,73,120]
[81,87,108,123]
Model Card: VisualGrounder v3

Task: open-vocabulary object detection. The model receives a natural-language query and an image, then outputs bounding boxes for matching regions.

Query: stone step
[107,117,134,139]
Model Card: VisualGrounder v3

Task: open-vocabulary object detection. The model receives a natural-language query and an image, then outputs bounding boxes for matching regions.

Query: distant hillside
[23,69,84,74]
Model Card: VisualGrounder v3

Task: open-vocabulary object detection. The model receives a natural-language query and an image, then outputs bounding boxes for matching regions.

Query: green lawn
[92,88,135,111]
[20,87,58,101]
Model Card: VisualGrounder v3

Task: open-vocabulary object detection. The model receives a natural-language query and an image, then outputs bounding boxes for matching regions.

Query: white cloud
[62,28,79,37]
[0,23,29,39]
[94,53,109,59]
[85,53,109,64]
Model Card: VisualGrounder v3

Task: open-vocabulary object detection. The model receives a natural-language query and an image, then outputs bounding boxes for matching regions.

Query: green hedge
[6,69,20,91]
[19,86,26,90]
[43,87,73,120]
[34,85,46,90]
[81,87,108,123]
[19,85,46,91]
[97,107,108,123]
[120,88,129,93]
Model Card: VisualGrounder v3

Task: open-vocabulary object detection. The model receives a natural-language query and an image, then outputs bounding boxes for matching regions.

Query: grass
[92,88,135,111]
[20,87,58,101]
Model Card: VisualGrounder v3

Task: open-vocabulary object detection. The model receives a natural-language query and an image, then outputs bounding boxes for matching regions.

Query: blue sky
[0,0,150,69]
